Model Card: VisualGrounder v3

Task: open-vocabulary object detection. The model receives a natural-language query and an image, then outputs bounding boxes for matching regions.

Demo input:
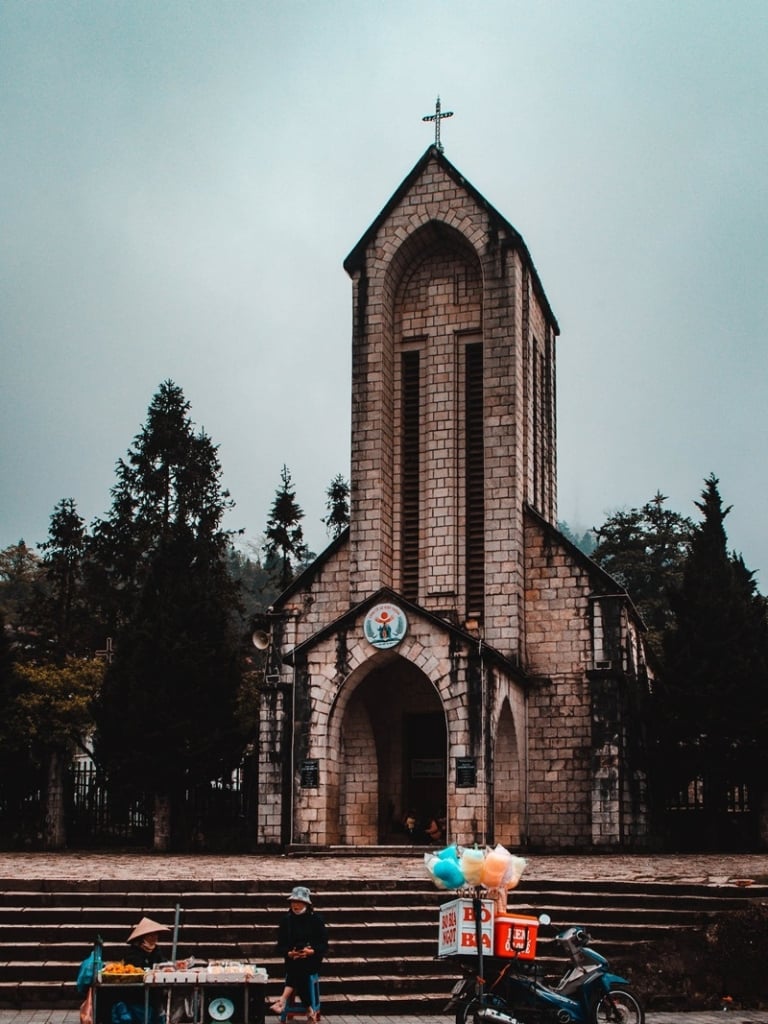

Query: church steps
[0,877,765,1011]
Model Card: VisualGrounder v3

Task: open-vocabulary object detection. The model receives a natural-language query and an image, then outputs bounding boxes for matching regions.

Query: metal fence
[664,774,756,850]
[0,756,258,851]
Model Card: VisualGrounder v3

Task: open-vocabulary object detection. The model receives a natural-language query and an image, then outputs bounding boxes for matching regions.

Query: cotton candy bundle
[479,844,512,888]
[459,846,485,886]
[425,846,465,890]
[501,854,527,890]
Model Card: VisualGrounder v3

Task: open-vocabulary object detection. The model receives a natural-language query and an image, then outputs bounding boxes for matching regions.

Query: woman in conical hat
[98,917,172,1024]
[125,916,170,969]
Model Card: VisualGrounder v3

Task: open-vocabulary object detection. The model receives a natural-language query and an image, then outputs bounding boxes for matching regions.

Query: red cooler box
[493,914,539,960]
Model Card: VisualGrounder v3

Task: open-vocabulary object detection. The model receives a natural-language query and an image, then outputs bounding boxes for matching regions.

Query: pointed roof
[283,585,528,683]
[344,146,559,334]
[524,505,646,627]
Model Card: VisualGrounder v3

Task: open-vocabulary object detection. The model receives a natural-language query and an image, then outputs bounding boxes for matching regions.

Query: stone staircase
[0,874,765,1014]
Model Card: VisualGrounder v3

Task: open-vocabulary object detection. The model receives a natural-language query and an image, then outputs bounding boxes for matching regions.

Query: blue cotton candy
[436,844,460,861]
[433,858,465,888]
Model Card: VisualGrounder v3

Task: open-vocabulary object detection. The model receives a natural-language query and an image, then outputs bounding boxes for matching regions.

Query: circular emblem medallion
[363,602,408,649]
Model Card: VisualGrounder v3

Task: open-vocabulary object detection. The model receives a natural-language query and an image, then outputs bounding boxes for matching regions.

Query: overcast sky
[2,0,767,587]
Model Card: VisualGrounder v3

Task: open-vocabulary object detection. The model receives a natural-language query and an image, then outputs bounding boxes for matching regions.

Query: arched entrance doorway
[337,654,446,844]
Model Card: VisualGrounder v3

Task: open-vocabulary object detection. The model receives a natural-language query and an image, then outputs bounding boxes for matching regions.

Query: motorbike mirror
[538,913,552,926]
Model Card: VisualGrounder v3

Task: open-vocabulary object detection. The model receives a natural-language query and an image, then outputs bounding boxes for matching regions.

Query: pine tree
[322,474,350,539]
[0,540,42,630]
[263,465,308,591]
[91,380,245,851]
[37,498,88,658]
[659,475,768,845]
[557,521,597,556]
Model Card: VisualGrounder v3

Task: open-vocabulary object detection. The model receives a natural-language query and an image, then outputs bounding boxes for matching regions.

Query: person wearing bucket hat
[269,886,328,1022]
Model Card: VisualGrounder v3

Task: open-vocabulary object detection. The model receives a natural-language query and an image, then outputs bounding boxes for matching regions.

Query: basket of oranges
[100,962,146,983]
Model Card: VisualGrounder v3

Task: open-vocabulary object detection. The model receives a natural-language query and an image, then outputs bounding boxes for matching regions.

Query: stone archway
[336,653,447,845]
[493,699,522,846]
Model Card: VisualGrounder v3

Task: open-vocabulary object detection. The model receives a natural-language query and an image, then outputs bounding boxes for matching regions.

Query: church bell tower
[343,144,559,658]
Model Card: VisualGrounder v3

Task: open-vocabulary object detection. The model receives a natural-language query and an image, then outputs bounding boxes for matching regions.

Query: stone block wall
[346,152,558,659]
[523,514,600,846]
[393,241,481,612]
[283,604,528,848]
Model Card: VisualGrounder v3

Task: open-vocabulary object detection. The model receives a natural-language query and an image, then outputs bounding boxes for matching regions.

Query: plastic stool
[280,974,320,1022]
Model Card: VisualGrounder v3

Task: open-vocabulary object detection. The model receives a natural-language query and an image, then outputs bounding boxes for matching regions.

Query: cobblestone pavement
[1,1011,767,1024]
[0,851,766,885]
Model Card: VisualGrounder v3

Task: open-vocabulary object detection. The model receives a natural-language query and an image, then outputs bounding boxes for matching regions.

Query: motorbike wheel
[455,998,482,1024]
[590,985,644,1024]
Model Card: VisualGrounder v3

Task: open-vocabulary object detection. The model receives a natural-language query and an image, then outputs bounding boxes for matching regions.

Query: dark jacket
[276,908,328,974]
[123,944,166,969]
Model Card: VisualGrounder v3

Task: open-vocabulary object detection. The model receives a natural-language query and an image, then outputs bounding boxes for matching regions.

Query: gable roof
[524,505,646,628]
[283,585,528,684]
[343,145,559,334]
[270,527,349,610]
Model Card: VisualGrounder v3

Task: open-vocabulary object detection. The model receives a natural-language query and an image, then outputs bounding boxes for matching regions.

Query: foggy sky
[2,0,767,585]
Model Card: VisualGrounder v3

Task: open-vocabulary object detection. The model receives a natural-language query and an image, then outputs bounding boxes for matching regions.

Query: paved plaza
[0,850,766,886]
[1,1010,767,1024]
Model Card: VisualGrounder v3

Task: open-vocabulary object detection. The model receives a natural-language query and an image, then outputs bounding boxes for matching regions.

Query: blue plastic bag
[76,952,96,995]
[112,1002,154,1024]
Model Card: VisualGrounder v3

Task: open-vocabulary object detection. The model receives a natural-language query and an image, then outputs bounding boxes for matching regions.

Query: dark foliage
[631,900,768,1009]
[263,464,308,592]
[557,521,596,556]
[0,540,42,630]
[591,492,693,654]
[91,381,246,847]
[35,498,90,658]
[657,476,768,842]
[322,473,350,539]
[96,533,244,794]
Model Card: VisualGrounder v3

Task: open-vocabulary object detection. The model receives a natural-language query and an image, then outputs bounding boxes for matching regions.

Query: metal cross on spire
[422,95,453,153]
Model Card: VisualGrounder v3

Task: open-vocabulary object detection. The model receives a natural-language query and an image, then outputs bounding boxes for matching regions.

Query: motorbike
[444,913,644,1024]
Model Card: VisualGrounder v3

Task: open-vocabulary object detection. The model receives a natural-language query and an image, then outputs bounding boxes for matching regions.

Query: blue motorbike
[444,915,645,1024]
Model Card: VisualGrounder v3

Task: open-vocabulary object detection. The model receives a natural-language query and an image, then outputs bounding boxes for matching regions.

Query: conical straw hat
[127,917,170,943]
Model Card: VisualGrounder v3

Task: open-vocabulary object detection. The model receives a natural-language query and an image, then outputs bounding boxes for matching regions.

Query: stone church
[255,144,652,851]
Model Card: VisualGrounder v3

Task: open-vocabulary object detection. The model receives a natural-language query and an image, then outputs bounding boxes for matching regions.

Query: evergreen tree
[89,380,236,630]
[0,540,42,630]
[263,465,308,592]
[659,475,768,845]
[322,474,350,539]
[91,380,245,851]
[36,498,89,658]
[557,521,597,555]
[226,542,279,619]
[592,492,693,654]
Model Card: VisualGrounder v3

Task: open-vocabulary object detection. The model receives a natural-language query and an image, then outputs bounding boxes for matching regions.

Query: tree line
[1,380,767,850]
[0,380,348,851]
[563,485,768,847]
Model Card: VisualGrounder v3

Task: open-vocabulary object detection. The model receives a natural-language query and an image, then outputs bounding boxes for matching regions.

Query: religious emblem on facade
[363,602,408,649]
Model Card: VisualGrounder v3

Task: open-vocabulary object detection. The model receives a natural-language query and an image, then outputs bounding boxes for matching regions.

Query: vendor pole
[472,887,484,998]
[168,904,182,1024]
[171,903,181,962]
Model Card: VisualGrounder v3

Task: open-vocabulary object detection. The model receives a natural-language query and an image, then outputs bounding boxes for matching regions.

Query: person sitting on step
[270,886,327,1023]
